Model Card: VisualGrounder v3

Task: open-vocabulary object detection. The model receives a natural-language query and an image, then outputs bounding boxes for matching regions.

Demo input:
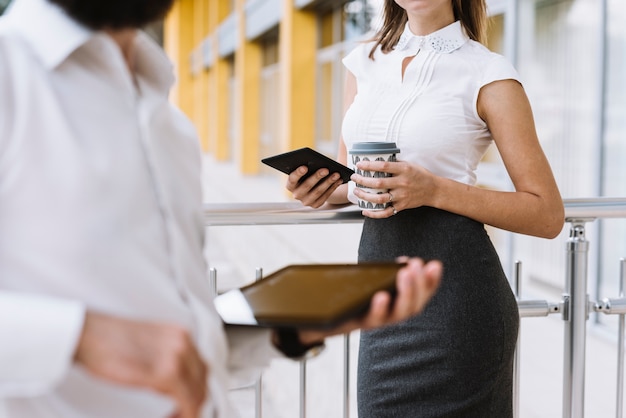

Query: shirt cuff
[224,325,283,388]
[0,291,85,397]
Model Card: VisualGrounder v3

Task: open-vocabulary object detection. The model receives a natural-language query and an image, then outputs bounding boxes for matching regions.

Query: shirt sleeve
[0,291,85,397]
[480,53,521,88]
[471,52,522,126]
[224,325,283,388]
[342,42,371,79]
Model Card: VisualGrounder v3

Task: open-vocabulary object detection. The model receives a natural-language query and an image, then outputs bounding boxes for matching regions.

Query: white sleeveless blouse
[342,21,520,197]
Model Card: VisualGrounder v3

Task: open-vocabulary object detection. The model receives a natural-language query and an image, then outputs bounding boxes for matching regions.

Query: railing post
[615,258,626,418]
[255,268,264,418]
[343,333,350,418]
[300,361,307,418]
[563,221,590,418]
[209,267,217,299]
[513,260,522,418]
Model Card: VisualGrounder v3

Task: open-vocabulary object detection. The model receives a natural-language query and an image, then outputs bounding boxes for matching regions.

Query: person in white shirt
[0,0,443,417]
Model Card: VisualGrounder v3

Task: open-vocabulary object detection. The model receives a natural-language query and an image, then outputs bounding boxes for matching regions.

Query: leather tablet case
[214,263,403,329]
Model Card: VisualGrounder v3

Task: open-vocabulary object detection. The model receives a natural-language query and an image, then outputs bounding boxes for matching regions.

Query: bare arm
[352,79,564,239]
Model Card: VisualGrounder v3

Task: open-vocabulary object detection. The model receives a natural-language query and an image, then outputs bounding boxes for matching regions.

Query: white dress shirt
[342,21,520,203]
[0,0,279,416]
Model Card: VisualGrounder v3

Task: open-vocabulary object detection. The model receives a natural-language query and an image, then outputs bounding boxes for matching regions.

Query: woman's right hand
[286,166,345,208]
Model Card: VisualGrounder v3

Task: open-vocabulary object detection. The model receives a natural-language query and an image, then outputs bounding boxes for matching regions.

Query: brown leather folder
[214,263,404,329]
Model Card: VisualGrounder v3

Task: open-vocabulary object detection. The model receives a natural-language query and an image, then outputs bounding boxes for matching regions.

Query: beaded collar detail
[395,21,468,54]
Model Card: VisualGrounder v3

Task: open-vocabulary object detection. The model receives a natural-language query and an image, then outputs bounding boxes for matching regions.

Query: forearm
[429,176,564,238]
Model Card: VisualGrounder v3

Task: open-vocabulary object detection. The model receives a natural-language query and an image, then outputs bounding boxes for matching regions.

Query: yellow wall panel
[208,0,234,161]
[279,3,316,151]
[193,0,210,152]
[235,40,262,174]
[163,0,195,119]
[234,0,261,174]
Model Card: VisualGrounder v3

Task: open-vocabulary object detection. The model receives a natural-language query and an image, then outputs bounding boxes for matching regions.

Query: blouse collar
[395,20,468,54]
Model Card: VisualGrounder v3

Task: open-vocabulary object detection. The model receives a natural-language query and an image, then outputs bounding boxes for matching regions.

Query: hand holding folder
[215,257,442,341]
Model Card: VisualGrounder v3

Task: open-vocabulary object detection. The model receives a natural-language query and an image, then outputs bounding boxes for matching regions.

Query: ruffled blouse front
[342,21,519,192]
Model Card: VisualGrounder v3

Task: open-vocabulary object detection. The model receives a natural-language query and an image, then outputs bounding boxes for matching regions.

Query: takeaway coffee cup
[348,142,400,211]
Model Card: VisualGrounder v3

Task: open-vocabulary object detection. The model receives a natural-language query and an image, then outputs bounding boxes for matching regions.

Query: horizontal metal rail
[562,197,626,221]
[203,202,363,226]
[204,197,626,226]
[519,299,562,317]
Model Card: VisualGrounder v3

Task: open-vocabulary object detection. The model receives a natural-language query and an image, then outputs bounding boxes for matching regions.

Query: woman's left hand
[351,159,437,219]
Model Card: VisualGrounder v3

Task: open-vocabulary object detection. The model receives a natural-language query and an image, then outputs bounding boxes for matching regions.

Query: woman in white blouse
[287,0,564,416]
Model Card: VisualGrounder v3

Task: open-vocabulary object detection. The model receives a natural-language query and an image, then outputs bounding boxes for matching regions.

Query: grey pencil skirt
[357,207,519,418]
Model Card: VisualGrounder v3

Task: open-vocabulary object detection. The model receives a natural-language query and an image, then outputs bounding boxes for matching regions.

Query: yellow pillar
[163,0,195,119]
[208,0,232,161]
[279,2,317,151]
[193,0,210,152]
[234,0,262,174]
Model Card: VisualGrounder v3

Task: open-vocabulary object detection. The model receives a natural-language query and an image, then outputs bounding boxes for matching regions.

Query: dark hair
[48,0,175,30]
[368,0,487,59]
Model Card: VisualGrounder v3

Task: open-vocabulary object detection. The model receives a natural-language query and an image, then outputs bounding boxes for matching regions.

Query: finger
[184,356,208,406]
[389,262,419,320]
[297,176,341,208]
[419,260,443,302]
[355,160,400,175]
[361,291,392,329]
[353,187,397,210]
[185,346,210,412]
[170,359,207,418]
[156,333,208,418]
[286,166,309,192]
[310,179,343,208]
[361,205,396,219]
[351,174,394,192]
[170,385,201,418]
[299,168,330,189]
[291,170,336,206]
[401,259,442,316]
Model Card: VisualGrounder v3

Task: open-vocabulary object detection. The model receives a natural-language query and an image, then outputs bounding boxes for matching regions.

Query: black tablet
[261,147,354,184]
[214,263,404,329]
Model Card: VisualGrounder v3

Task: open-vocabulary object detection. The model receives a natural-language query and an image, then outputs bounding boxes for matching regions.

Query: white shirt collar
[395,20,468,54]
[4,0,175,91]
[4,0,92,69]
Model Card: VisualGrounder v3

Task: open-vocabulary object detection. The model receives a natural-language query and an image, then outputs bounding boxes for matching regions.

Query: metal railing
[204,197,626,418]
